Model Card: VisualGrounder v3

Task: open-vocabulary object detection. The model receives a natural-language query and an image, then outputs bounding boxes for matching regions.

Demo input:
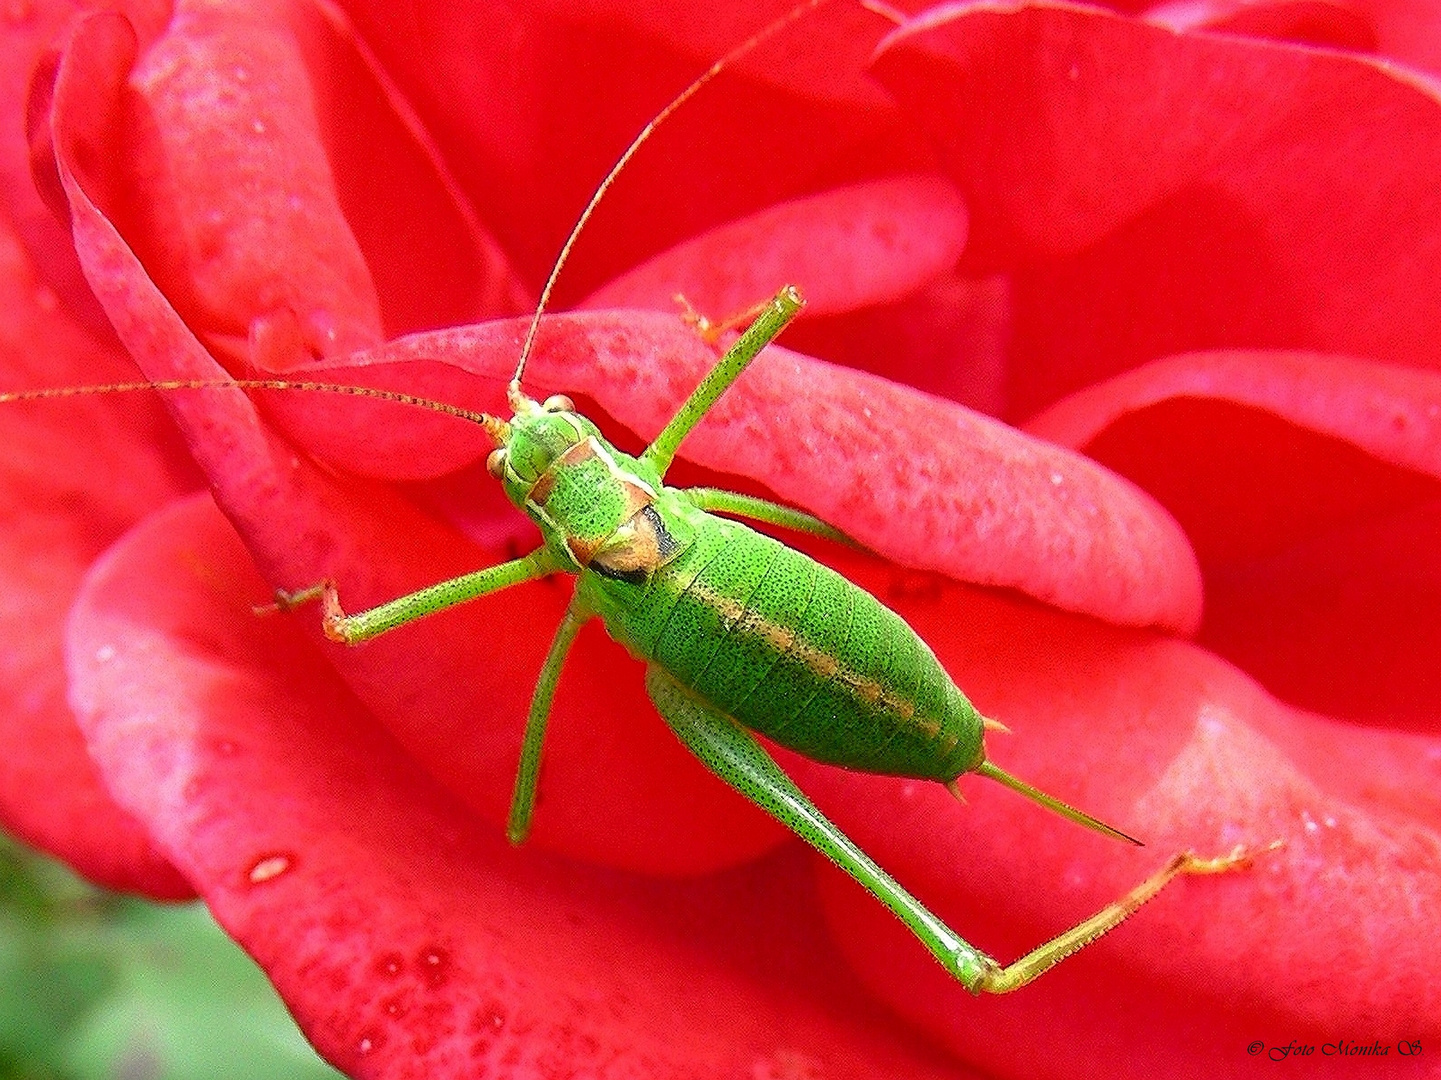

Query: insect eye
[486,448,508,479]
[543,394,574,413]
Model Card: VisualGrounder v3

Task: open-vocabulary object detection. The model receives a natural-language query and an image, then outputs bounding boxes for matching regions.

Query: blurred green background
[0,829,343,1080]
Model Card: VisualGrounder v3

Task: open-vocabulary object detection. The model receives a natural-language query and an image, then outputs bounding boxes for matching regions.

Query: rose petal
[339,0,914,304]
[1025,350,1441,558]
[0,214,193,897]
[1,0,116,334]
[118,1,383,362]
[1148,0,1378,50]
[67,491,989,1080]
[778,270,1012,414]
[583,174,968,321]
[292,0,531,332]
[873,2,1441,419]
[1028,350,1441,726]
[780,565,1441,1073]
[1352,0,1441,75]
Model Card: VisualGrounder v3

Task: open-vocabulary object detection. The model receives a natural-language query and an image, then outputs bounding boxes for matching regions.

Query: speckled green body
[577,493,985,781]
[494,401,984,783]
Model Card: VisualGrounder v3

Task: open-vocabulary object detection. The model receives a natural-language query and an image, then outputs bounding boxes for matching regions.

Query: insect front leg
[274,547,562,644]
[641,286,804,479]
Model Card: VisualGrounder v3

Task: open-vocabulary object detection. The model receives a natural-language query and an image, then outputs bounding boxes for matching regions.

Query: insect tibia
[974,759,1142,847]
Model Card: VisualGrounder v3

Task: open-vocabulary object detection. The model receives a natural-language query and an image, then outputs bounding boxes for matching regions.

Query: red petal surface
[583,174,968,320]
[1028,350,1441,727]
[118,1,383,362]
[55,0,528,377]
[873,2,1441,420]
[0,216,193,896]
[1362,0,1441,75]
[339,0,919,304]
[0,0,114,334]
[67,492,983,1080]
[1147,0,1379,50]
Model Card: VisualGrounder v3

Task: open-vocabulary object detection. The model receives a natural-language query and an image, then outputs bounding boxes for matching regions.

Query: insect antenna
[0,378,512,445]
[9,4,838,438]
[510,0,836,407]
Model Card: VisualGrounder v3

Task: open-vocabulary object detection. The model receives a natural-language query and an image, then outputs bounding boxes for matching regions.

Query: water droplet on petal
[247,853,293,884]
[418,945,451,988]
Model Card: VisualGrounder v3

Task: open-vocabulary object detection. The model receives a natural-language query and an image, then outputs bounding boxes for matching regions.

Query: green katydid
[1,0,1275,997]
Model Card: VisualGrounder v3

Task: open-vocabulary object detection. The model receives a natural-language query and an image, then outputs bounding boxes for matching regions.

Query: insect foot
[258,580,356,644]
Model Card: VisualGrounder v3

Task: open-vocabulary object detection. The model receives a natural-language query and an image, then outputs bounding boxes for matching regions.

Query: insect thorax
[505,414,695,580]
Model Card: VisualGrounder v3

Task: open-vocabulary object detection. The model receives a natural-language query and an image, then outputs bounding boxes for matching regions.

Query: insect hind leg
[973,842,1281,994]
[644,666,999,990]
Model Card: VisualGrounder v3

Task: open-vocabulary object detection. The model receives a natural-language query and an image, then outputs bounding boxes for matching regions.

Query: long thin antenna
[0,378,510,444]
[511,0,834,398]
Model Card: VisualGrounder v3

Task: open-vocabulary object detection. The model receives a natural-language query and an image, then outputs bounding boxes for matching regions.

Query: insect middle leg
[506,598,590,844]
[684,487,852,545]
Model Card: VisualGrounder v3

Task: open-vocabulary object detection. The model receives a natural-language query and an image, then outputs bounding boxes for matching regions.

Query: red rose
[3,1,1438,1077]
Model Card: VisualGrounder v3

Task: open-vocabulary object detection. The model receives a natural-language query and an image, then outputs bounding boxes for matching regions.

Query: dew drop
[358,1037,373,1054]
[247,852,293,884]
[251,118,267,134]
[95,644,116,663]
[418,945,451,988]
[1049,471,1064,485]
[753,1048,821,1080]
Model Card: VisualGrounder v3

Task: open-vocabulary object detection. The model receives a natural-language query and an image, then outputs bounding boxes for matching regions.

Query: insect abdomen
[603,515,984,781]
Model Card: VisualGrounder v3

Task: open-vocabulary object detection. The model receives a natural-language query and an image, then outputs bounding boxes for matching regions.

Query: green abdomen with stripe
[582,509,984,782]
